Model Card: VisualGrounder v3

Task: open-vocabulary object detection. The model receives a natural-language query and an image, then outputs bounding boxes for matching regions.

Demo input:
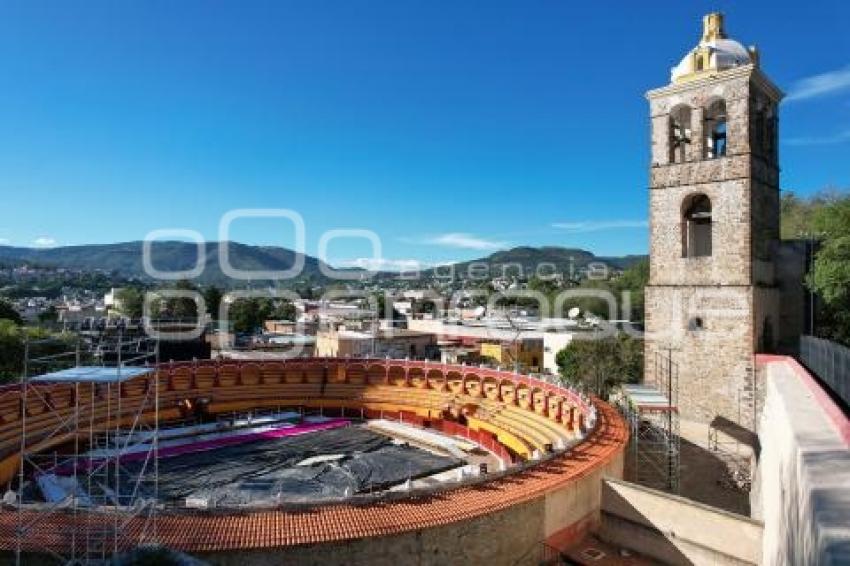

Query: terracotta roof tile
[0,361,627,554]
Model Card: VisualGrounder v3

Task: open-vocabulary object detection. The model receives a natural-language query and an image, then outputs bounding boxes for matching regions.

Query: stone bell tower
[644,13,783,426]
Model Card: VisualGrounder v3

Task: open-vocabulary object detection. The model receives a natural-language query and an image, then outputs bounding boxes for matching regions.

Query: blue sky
[0,1,848,269]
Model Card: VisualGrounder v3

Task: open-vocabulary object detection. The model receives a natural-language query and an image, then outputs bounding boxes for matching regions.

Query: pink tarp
[49,418,350,476]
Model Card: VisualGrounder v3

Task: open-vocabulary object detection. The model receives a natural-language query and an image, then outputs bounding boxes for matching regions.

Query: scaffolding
[622,349,680,493]
[706,381,760,492]
[15,331,159,565]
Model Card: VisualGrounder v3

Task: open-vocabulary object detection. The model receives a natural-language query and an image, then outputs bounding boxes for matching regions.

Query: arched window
[682,194,712,257]
[669,105,692,164]
[704,99,727,159]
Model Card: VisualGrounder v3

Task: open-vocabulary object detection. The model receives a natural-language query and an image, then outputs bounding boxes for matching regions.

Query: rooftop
[622,384,675,412]
[29,365,154,384]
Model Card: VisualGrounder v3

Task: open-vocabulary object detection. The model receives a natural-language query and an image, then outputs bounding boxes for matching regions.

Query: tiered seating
[473,404,552,453]
[0,359,592,486]
[203,382,323,410]
[499,403,575,442]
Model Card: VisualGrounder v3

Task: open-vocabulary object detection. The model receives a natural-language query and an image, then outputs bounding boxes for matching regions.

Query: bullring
[0,357,627,564]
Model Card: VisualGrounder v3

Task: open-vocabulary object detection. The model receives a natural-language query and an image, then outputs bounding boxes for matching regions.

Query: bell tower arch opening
[681,194,712,258]
[668,105,692,164]
[704,99,727,159]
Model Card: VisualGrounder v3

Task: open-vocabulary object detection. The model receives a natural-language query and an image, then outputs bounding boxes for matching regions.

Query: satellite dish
[473,306,486,319]
[567,307,581,319]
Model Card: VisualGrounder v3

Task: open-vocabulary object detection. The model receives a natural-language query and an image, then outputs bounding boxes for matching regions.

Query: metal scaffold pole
[622,349,680,493]
[15,337,29,566]
[14,326,161,564]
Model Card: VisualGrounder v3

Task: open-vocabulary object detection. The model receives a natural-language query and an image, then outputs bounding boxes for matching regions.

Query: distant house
[315,328,437,359]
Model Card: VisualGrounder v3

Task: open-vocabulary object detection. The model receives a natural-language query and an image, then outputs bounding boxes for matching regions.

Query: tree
[38,306,58,325]
[295,285,315,300]
[807,194,850,344]
[781,192,809,239]
[267,299,296,321]
[780,188,843,240]
[0,324,77,384]
[528,276,559,296]
[0,319,24,382]
[375,292,403,322]
[115,287,145,318]
[781,188,850,345]
[203,286,223,320]
[164,279,199,320]
[555,345,582,385]
[227,298,296,334]
[612,259,649,323]
[0,300,23,325]
[555,333,643,397]
[229,298,264,334]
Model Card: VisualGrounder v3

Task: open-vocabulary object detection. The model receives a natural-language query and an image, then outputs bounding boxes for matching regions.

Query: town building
[407,317,580,374]
[315,327,437,359]
[479,338,543,372]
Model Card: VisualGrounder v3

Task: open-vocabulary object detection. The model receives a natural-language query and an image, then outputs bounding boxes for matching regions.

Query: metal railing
[800,335,850,408]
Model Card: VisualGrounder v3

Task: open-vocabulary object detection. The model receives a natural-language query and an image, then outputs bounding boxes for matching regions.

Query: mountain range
[421,246,645,280]
[0,242,646,286]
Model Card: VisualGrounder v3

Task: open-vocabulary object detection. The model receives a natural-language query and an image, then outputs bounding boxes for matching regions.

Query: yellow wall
[480,341,543,372]
[480,342,503,361]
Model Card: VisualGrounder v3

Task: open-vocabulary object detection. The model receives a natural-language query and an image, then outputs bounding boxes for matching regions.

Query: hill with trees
[416,246,646,281]
[0,241,337,287]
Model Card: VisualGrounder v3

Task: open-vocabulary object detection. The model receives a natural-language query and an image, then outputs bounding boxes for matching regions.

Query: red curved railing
[155,357,596,422]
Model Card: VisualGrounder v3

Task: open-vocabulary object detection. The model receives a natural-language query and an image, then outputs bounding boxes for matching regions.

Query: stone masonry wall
[648,72,752,168]
[645,285,755,423]
[648,179,751,287]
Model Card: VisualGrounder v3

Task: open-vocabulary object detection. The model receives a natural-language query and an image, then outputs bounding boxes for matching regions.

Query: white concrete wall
[756,357,850,565]
[600,479,763,565]
[407,318,545,341]
[543,333,573,375]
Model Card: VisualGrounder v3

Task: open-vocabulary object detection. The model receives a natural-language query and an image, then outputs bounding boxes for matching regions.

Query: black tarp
[122,425,461,506]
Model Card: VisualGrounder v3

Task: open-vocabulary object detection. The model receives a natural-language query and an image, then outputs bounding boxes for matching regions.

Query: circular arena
[0,358,627,565]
